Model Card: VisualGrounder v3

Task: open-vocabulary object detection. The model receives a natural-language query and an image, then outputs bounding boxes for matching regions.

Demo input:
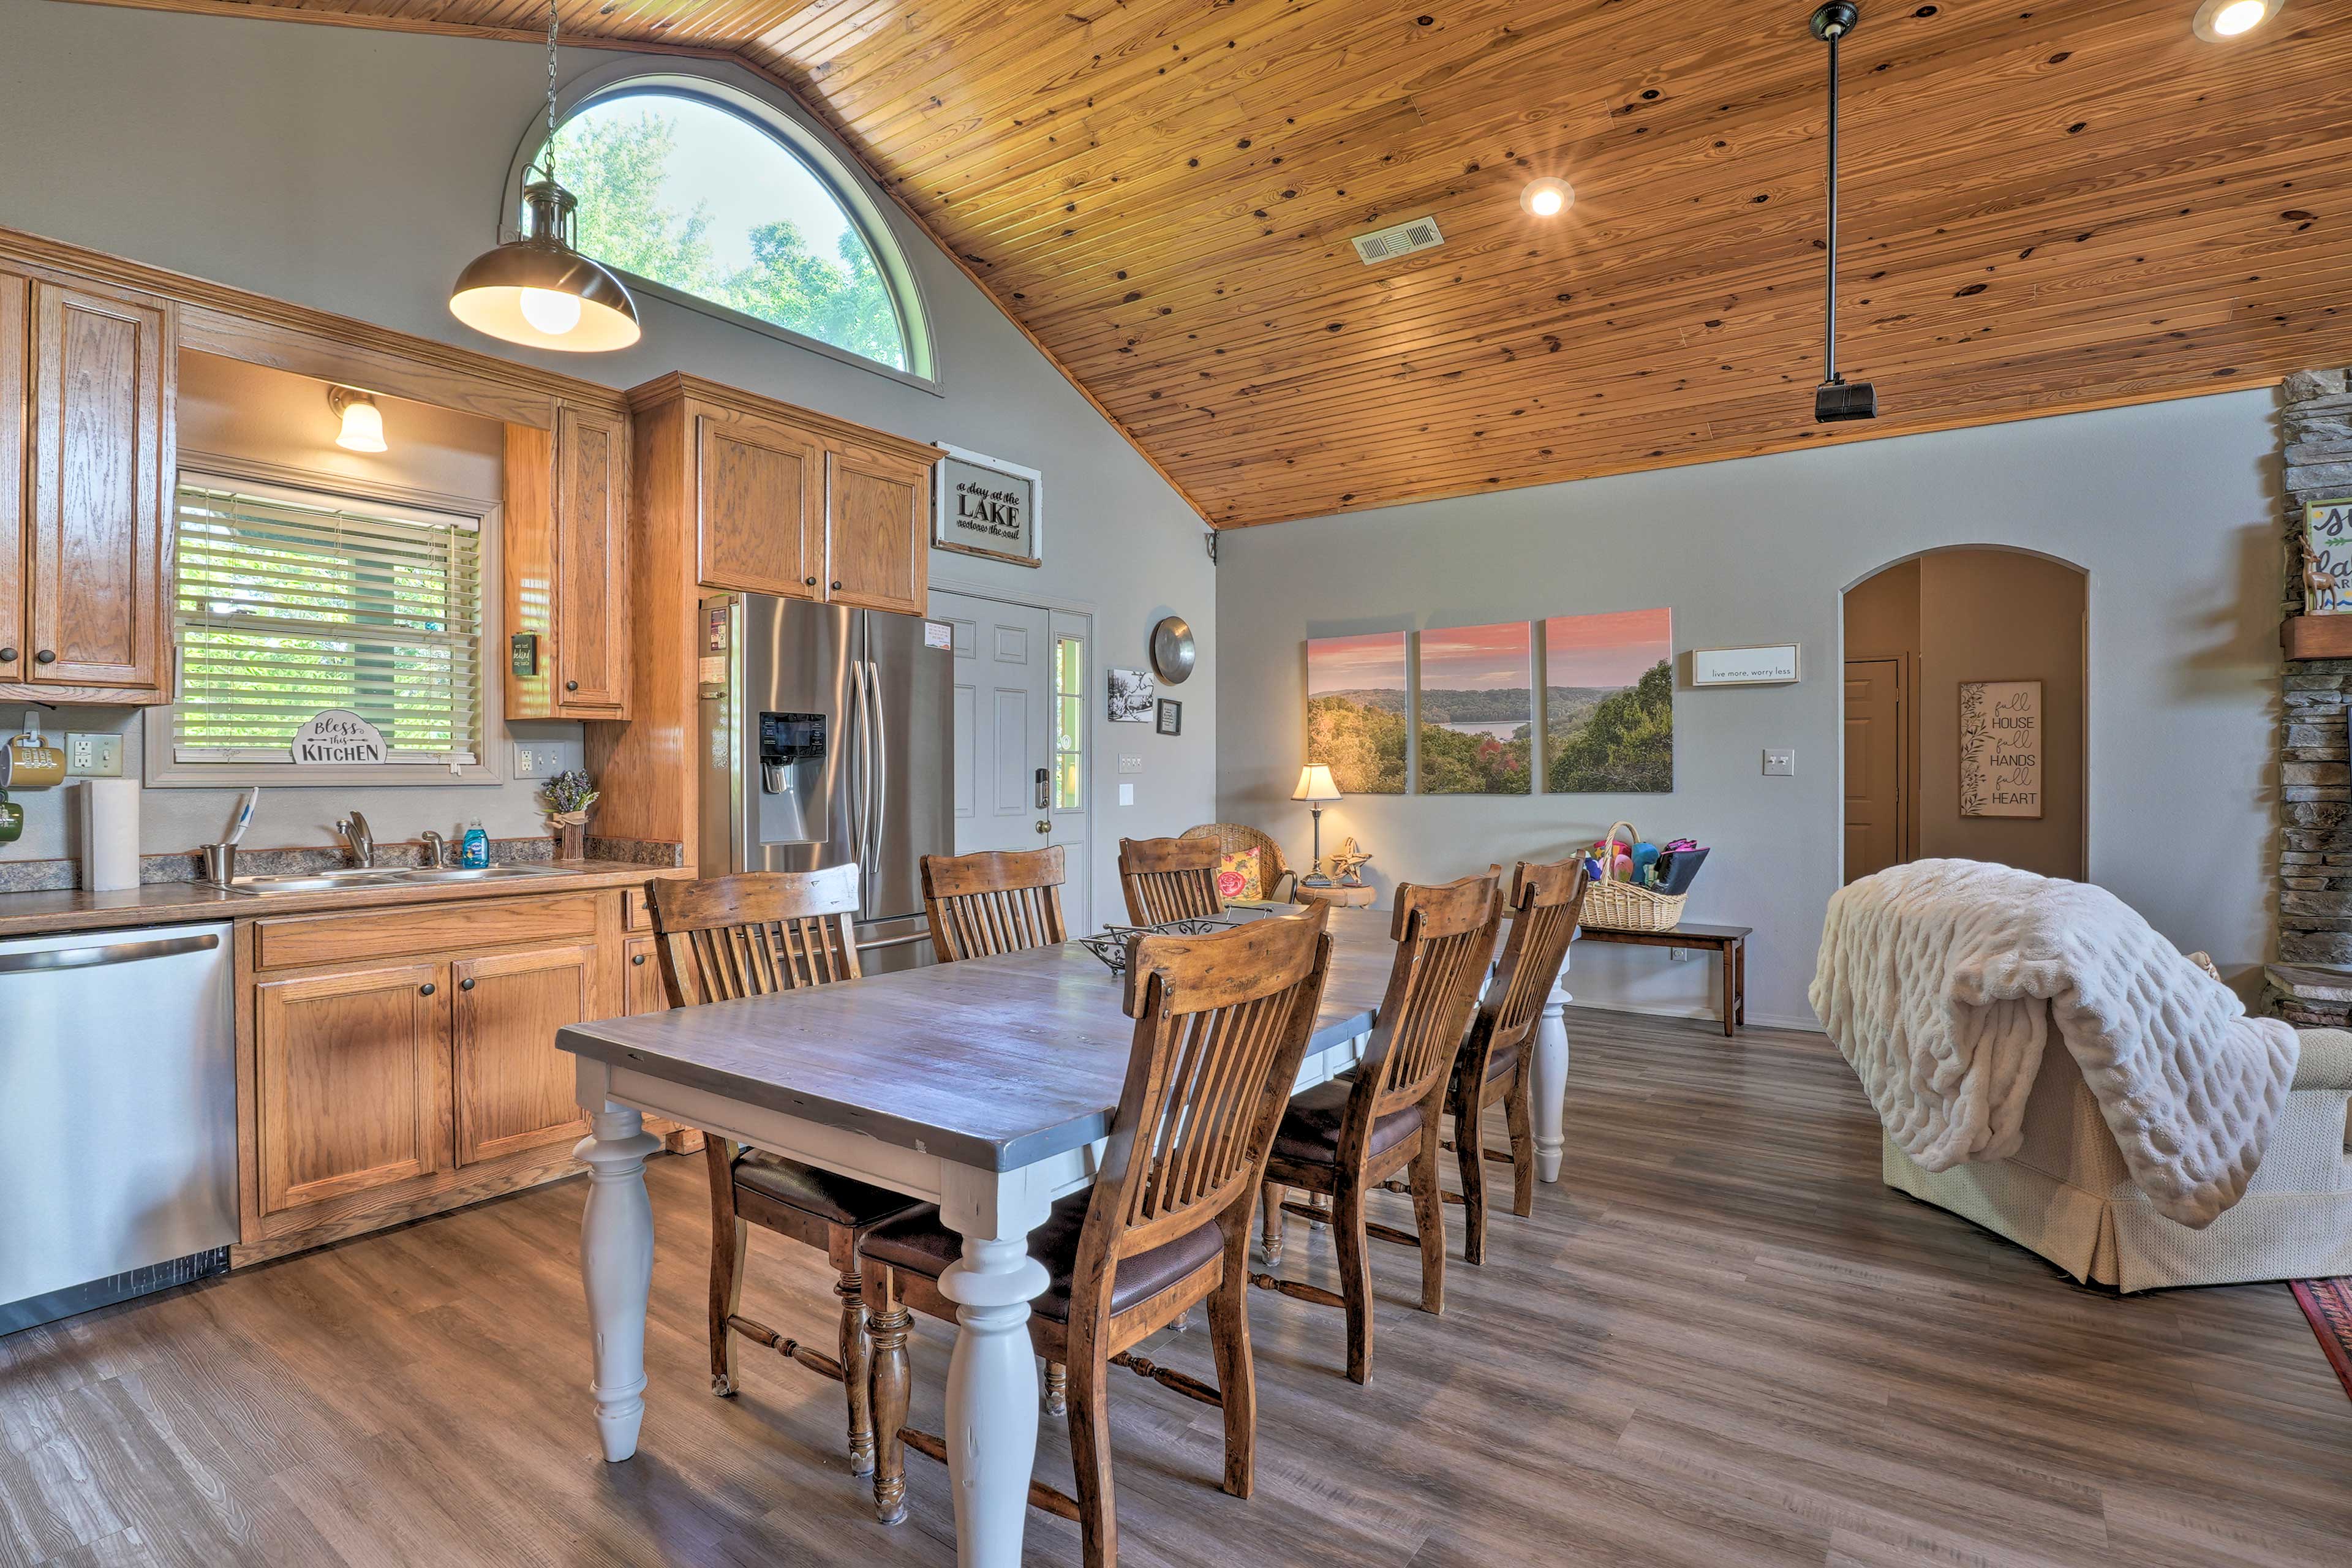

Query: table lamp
[1292,764,1342,887]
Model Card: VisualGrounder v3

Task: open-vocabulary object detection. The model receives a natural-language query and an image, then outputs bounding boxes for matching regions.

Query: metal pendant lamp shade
[450,179,640,353]
[447,0,640,353]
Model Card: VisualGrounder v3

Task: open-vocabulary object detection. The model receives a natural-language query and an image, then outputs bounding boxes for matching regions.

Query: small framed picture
[934,444,1042,569]
[1156,698,1183,736]
[1108,667,1155,722]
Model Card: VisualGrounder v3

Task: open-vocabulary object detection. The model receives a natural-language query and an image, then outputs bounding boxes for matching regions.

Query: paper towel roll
[81,778,141,891]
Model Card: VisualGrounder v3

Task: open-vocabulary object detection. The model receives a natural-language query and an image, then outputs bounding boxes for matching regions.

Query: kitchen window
[1054,633,1084,810]
[157,475,488,778]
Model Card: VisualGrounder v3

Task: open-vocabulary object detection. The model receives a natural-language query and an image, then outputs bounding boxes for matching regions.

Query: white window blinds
[172,479,484,764]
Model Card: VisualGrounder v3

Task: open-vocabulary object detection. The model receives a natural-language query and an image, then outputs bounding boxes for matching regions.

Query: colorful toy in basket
[1580,821,1708,932]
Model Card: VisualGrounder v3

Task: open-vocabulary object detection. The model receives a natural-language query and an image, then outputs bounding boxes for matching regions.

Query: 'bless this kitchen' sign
[933,445,1043,568]
[293,709,387,766]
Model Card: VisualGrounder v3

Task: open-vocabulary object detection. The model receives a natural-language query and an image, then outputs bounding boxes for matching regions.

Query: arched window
[529,80,926,377]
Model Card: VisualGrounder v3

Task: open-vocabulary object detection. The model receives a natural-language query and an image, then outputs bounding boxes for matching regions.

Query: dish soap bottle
[459,819,489,869]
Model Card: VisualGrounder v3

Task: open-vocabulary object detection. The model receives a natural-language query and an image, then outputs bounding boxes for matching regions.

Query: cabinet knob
[419,982,436,996]
[804,576,816,587]
[0,648,14,663]
[32,649,55,665]
[631,953,647,966]
[565,680,579,692]
[459,976,476,991]
[831,581,842,591]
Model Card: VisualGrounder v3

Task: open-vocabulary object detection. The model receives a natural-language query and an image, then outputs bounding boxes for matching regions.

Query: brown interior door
[696,414,820,599]
[24,278,167,691]
[255,962,450,1215]
[554,404,628,714]
[450,943,597,1166]
[1844,657,1909,883]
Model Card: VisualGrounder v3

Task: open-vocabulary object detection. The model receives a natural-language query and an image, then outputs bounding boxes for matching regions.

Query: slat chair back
[921,846,1069,962]
[1079,905,1335,1280]
[647,865,864,1009]
[1354,872,1504,1124]
[1118,834,1225,925]
[1467,856,1589,1075]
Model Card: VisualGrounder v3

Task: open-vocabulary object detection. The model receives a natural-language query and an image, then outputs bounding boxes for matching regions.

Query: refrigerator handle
[867,658,888,869]
[847,657,869,872]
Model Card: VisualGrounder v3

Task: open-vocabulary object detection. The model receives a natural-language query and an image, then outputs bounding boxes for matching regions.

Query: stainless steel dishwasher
[0,922,238,1334]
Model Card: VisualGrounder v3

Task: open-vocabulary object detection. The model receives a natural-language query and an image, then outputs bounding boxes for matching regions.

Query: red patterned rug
[2290,1278,2352,1401]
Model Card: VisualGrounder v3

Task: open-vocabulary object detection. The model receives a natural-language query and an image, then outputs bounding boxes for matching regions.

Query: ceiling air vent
[1350,215,1445,265]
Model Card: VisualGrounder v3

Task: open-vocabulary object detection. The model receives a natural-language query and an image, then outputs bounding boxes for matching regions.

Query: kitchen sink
[221,863,584,893]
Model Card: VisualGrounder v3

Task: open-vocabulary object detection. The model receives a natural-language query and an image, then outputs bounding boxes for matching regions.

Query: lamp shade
[1292,764,1342,802]
[328,388,386,453]
[448,178,641,353]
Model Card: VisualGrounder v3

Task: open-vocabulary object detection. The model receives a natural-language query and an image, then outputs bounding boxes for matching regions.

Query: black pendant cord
[1823,21,1840,386]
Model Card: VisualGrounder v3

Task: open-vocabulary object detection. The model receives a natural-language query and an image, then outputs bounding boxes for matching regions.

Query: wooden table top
[557,906,1401,1172]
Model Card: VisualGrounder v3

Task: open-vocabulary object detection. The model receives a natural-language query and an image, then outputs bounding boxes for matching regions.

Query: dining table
[555,904,1572,1568]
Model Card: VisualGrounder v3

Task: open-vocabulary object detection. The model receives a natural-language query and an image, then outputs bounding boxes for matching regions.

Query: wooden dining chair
[1251,870,1501,1385]
[647,865,927,1479]
[1117,834,1224,925]
[859,905,1335,1567]
[921,845,1068,962]
[1446,856,1589,1265]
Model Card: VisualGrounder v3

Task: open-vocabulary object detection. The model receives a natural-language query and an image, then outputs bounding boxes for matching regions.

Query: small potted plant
[540,768,599,861]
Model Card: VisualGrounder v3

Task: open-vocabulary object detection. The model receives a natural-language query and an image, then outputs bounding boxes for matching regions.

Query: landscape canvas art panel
[1543,609,1674,793]
[1305,632,1407,793]
[1417,623,1534,795]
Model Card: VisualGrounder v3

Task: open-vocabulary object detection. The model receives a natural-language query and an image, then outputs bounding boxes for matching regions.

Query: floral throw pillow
[1215,847,1262,903]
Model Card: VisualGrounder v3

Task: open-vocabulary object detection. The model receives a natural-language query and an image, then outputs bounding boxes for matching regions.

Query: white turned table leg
[576,1104,664,1463]
[938,1170,1054,1568]
[1532,982,1572,1185]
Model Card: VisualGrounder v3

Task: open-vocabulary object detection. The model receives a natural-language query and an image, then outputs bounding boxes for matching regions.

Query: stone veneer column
[2273,364,2352,1023]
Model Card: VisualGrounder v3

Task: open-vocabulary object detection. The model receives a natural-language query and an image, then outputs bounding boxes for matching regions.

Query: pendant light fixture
[447,0,641,353]
[1810,1,1876,423]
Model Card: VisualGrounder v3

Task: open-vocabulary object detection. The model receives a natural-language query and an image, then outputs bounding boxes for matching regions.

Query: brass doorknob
[33,649,55,664]
[1035,821,1051,834]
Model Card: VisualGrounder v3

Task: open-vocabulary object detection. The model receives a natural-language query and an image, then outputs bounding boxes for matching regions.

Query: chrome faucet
[335,811,375,869]
[419,829,448,869]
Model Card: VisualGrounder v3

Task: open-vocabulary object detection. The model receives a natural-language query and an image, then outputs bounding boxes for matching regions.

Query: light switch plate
[1762,747,1796,777]
[1118,782,1136,807]
[1118,754,1144,775]
[64,733,123,777]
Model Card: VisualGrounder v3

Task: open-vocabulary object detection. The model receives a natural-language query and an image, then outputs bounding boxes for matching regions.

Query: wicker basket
[1578,820,1689,933]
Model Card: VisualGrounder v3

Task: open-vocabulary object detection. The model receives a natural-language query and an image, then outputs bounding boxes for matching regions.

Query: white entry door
[932,589,1092,934]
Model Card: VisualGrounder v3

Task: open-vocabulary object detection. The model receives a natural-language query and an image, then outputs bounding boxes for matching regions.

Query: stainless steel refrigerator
[696,594,955,974]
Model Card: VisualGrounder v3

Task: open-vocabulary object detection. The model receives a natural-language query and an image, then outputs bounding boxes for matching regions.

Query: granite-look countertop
[0,859,690,940]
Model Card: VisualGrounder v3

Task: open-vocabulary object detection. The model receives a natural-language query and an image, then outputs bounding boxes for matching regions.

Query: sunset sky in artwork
[1306,631,1407,694]
[1544,608,1673,687]
[1419,623,1531,690]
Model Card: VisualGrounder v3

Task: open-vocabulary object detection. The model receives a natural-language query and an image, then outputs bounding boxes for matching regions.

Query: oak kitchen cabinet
[0,262,176,704]
[503,402,631,720]
[238,888,675,1263]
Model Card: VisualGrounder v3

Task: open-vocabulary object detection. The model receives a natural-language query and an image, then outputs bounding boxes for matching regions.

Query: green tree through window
[543,94,907,370]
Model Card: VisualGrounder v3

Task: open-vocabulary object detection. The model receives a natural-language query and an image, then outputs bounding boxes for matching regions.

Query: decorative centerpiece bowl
[1076,906,1281,976]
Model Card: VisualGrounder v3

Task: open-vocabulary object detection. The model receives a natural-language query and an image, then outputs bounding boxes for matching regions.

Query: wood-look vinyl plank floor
[3,1008,2347,1566]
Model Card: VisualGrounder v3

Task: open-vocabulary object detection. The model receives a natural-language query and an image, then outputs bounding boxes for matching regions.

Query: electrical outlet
[1118,782,1136,807]
[513,743,551,778]
[64,733,122,777]
[1762,747,1796,777]
[1118,754,1144,775]
[1669,946,1690,962]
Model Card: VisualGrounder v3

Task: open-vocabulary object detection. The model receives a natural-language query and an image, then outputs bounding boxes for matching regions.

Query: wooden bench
[1574,921,1751,1037]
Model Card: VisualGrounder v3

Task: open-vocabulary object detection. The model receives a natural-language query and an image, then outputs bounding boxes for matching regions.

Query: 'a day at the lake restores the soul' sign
[292,709,388,765]
[934,445,1043,568]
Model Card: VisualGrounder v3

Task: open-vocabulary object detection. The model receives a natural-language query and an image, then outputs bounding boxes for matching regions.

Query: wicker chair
[1180,823,1297,903]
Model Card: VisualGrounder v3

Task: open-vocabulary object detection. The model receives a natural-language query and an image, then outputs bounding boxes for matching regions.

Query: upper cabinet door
[0,273,24,682]
[824,442,932,617]
[555,404,629,715]
[24,279,170,692]
[696,414,822,600]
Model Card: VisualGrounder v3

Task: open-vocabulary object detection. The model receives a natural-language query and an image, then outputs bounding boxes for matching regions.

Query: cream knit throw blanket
[1810,859,2298,1229]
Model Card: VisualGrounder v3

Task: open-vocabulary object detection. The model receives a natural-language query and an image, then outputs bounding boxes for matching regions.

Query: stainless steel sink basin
[222,862,582,893]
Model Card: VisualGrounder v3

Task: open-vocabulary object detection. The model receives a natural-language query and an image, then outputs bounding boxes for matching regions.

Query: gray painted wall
[0,0,1213,924]
[1218,390,2282,1027]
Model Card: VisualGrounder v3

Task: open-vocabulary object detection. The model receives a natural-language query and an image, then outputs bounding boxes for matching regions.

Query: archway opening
[1842,547,2087,884]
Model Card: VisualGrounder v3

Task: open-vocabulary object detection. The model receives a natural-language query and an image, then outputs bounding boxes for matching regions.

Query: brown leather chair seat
[1270,1078,1423,1167]
[734,1150,928,1229]
[860,1193,1225,1323]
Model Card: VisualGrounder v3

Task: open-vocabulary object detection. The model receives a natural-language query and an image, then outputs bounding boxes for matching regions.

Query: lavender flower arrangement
[539,768,600,824]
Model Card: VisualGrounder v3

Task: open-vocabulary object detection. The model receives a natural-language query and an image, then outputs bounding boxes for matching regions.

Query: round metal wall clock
[1150,616,1196,684]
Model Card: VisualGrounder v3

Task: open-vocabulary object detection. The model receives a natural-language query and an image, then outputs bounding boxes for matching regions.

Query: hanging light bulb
[327,387,387,453]
[447,0,640,353]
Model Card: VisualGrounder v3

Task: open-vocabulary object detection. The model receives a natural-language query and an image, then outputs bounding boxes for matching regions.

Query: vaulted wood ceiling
[74,0,2352,527]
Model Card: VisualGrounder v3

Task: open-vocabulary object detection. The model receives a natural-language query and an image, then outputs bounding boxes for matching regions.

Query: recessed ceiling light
[1520,176,1574,217]
[2193,0,2280,40]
